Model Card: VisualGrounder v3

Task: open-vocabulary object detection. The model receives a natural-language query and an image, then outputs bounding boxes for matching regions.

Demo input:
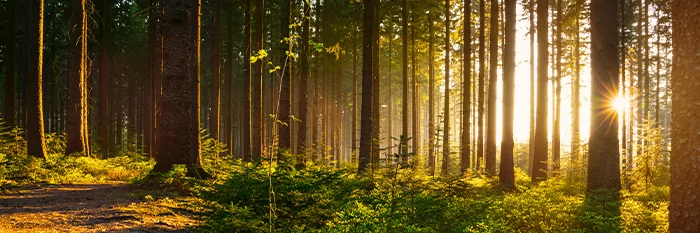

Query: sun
[611,95,628,114]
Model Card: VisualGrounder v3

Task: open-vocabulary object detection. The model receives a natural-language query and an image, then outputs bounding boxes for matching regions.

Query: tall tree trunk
[485,0,498,176]
[552,0,562,174]
[371,1,381,166]
[4,0,16,127]
[351,21,358,163]
[252,0,265,160]
[358,0,375,174]
[499,0,516,191]
[477,0,486,171]
[26,0,47,159]
[243,0,251,161]
[387,29,393,157]
[572,0,581,172]
[460,0,471,174]
[98,0,111,157]
[669,0,700,230]
[587,0,620,191]
[410,6,419,158]
[210,0,221,142]
[635,0,643,163]
[532,0,549,182]
[185,0,208,178]
[66,0,89,156]
[528,0,535,176]
[441,0,451,176]
[400,0,409,159]
[297,0,310,164]
[278,0,292,156]
[428,10,435,176]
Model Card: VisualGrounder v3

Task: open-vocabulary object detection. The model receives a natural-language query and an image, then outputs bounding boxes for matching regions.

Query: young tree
[669,0,700,230]
[532,0,549,182]
[587,0,620,191]
[358,0,375,174]
[441,0,451,176]
[66,0,90,156]
[210,0,221,142]
[499,0,516,191]
[460,0,471,174]
[4,0,16,127]
[26,0,47,159]
[485,0,498,176]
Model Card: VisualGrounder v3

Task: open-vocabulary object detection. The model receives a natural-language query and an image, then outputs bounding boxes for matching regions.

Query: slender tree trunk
[499,0,516,191]
[358,0,375,174]
[428,11,435,176]
[485,0,498,176]
[66,0,89,156]
[669,0,700,230]
[297,0,310,164]
[477,0,486,171]
[528,0,535,176]
[4,0,16,127]
[460,0,471,174]
[26,0,47,159]
[410,6,419,157]
[97,1,110,157]
[572,1,581,171]
[552,0,562,174]
[252,0,265,160]
[400,0,409,160]
[210,0,221,142]
[278,0,292,156]
[387,29,393,157]
[243,0,251,161]
[351,21,358,163]
[532,0,549,182]
[587,0,621,191]
[441,0,451,176]
[371,1,381,166]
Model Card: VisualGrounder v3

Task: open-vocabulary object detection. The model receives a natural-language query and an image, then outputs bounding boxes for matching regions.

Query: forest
[0,0,698,232]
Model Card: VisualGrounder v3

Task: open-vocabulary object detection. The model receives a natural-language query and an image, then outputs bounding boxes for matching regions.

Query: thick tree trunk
[587,0,620,191]
[499,0,516,191]
[669,0,700,230]
[358,0,375,174]
[4,0,16,127]
[66,0,89,156]
[532,0,549,182]
[485,0,498,176]
[460,0,471,174]
[441,0,451,176]
[26,0,47,159]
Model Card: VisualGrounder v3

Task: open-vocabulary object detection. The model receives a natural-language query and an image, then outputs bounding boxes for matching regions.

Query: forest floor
[0,182,201,233]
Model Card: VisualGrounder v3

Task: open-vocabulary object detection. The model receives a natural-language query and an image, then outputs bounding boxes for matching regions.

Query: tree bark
[499,0,516,191]
[99,0,111,157]
[252,0,265,161]
[441,0,451,176]
[66,0,89,156]
[26,0,47,159]
[485,0,498,176]
[460,0,471,174]
[528,0,535,176]
[4,0,16,128]
[242,0,252,161]
[278,0,292,156]
[669,0,700,230]
[532,0,549,182]
[410,6,419,158]
[358,0,375,174]
[552,0,562,174]
[400,0,409,159]
[297,0,310,164]
[587,0,621,191]
[210,0,221,142]
[428,10,435,176]
[477,0,486,171]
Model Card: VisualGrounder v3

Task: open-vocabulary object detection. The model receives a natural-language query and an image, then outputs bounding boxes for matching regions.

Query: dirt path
[0,183,200,233]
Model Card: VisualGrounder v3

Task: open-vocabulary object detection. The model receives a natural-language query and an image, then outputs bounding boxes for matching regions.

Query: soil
[0,182,200,233]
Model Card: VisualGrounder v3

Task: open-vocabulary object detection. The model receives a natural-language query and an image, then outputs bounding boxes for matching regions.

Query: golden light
[611,95,628,114]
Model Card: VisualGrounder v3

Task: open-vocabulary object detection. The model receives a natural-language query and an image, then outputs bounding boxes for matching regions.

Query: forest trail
[0,183,200,233]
